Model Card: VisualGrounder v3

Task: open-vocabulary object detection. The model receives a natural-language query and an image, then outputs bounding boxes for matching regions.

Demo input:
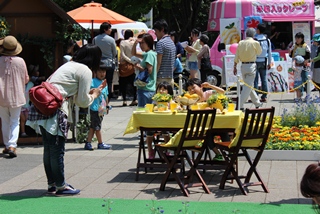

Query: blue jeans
[137,89,155,108]
[254,61,268,99]
[40,126,66,187]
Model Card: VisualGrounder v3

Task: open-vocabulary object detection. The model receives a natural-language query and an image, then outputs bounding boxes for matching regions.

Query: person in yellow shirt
[233,28,262,110]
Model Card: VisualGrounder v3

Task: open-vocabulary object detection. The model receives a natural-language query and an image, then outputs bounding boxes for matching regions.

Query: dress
[0,56,29,149]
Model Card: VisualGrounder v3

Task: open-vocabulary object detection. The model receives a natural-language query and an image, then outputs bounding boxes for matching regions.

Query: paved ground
[0,91,318,204]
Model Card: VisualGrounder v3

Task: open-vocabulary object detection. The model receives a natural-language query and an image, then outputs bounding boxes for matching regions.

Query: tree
[53,0,211,41]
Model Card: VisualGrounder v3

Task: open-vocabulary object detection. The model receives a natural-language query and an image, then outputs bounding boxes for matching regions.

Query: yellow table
[125,110,244,181]
[124,110,244,135]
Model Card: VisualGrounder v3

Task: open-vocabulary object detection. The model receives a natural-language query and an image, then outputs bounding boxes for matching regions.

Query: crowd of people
[1,19,320,205]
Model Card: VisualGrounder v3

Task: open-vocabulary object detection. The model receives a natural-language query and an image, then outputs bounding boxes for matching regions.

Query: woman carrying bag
[119,30,137,106]
[197,34,212,83]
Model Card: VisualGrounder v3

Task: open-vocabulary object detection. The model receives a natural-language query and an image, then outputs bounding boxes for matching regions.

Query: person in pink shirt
[0,35,29,158]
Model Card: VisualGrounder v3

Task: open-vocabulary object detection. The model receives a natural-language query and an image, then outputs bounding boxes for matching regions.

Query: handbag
[101,58,115,70]
[134,69,150,87]
[29,82,63,116]
[118,61,135,77]
[201,57,212,71]
[200,46,212,71]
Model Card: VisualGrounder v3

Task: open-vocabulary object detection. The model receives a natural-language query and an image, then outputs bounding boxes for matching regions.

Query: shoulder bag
[119,61,135,77]
[134,68,150,87]
[29,82,63,116]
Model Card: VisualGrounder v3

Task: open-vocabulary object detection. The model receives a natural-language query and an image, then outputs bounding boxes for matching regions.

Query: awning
[263,17,318,22]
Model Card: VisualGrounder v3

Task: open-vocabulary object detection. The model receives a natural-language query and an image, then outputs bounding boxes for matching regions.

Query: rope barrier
[239,79,309,95]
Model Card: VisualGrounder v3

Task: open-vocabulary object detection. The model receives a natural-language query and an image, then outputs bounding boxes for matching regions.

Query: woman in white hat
[0,35,29,158]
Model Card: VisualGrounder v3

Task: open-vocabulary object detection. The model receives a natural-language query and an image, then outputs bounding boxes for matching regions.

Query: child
[185,78,226,161]
[20,79,34,137]
[28,64,45,86]
[84,63,111,151]
[292,55,307,101]
[146,81,174,159]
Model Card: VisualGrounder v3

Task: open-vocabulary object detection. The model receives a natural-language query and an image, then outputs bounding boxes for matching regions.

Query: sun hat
[0,35,22,56]
[294,55,305,64]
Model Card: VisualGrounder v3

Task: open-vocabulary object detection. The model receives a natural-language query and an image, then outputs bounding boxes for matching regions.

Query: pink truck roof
[207,0,315,31]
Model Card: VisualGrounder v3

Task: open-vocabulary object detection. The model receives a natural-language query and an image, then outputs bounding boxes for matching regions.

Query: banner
[267,61,289,93]
[252,1,313,17]
[220,18,241,45]
[244,16,262,31]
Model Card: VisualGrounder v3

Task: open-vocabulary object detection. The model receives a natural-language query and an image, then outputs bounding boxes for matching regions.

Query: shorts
[90,110,103,130]
[188,61,198,70]
[294,80,303,92]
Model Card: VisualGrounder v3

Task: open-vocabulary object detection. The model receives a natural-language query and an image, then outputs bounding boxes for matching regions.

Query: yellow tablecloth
[124,110,244,135]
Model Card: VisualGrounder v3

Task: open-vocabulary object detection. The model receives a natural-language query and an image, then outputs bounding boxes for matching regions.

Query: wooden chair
[215,107,275,195]
[156,109,216,196]
[136,127,180,181]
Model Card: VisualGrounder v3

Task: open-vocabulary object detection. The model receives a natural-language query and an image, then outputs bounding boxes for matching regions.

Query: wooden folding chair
[215,107,275,195]
[156,109,216,197]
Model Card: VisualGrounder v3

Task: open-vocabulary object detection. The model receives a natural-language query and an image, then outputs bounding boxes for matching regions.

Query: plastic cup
[228,103,235,112]
[170,102,178,112]
[190,104,199,110]
[145,104,154,112]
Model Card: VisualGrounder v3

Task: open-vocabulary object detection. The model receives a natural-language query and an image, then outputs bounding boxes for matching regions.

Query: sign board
[223,55,242,88]
[267,61,289,93]
[220,18,241,45]
[292,22,311,48]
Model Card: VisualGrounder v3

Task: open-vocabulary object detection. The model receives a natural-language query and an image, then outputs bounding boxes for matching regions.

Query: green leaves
[225,22,235,29]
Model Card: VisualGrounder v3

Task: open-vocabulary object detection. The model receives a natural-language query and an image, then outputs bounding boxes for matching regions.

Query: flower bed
[266,116,320,150]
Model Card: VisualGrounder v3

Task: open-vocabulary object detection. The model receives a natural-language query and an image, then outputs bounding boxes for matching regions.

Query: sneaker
[97,143,111,150]
[47,186,56,194]
[56,184,80,196]
[84,142,94,151]
[212,154,224,161]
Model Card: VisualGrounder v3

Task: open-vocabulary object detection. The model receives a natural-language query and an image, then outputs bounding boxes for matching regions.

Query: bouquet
[207,92,231,109]
[152,93,172,102]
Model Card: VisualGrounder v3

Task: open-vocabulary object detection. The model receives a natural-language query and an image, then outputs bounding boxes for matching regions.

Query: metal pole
[74,105,79,141]
[237,75,241,110]
[307,74,311,103]
[179,74,183,95]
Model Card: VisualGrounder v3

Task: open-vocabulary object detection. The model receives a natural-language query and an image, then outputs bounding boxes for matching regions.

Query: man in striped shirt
[153,19,176,86]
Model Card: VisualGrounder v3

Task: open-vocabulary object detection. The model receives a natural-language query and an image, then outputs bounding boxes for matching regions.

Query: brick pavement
[0,92,317,204]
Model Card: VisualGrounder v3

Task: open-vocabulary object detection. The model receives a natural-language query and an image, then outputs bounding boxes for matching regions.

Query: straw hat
[0,35,22,56]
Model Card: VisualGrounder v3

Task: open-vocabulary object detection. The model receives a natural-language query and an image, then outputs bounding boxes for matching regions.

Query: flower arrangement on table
[152,93,172,111]
[206,92,232,111]
[0,16,10,38]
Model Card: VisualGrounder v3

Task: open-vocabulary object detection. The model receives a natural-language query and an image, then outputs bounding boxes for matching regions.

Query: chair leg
[244,150,269,193]
[136,130,147,181]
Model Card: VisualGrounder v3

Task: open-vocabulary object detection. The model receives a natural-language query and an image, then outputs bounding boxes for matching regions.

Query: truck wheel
[205,70,221,86]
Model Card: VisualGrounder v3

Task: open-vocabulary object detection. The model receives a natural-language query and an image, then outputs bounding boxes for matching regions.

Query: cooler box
[272,52,280,61]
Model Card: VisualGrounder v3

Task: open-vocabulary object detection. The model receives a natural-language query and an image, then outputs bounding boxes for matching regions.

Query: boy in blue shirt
[84,63,111,150]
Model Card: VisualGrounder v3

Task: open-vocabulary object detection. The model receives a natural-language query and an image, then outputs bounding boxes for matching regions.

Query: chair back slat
[178,109,216,150]
[236,107,275,148]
